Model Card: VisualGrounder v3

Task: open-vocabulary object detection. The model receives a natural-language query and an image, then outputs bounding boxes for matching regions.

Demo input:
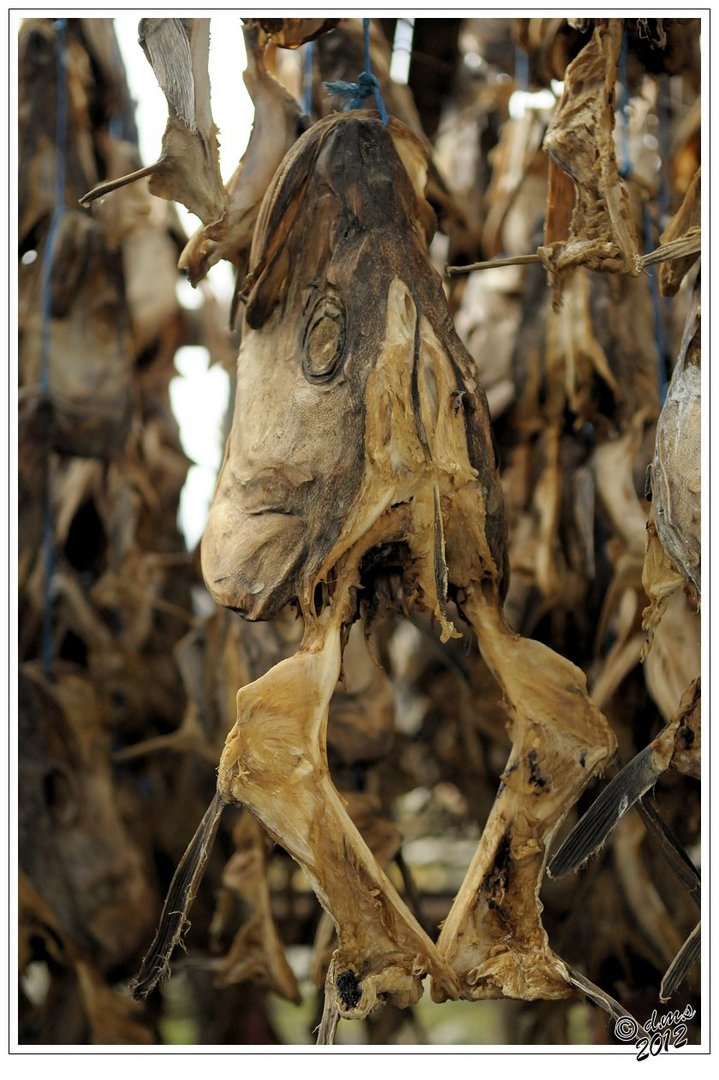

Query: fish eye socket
[302,296,346,382]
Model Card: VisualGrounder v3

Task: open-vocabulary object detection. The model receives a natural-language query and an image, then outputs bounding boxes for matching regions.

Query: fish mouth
[244,505,298,516]
[202,504,308,619]
[234,466,314,517]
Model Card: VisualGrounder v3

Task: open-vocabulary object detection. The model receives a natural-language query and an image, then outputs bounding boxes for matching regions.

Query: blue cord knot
[324,70,388,124]
[322,18,389,125]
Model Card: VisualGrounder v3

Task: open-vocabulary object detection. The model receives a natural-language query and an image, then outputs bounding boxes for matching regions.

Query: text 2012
[614,1004,696,1059]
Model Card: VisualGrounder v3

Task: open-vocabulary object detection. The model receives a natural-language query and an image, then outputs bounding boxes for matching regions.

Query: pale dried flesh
[178,28,307,294]
[195,112,617,1022]
[81,19,225,225]
[646,287,701,597]
[540,19,639,292]
[242,18,340,49]
[659,167,700,297]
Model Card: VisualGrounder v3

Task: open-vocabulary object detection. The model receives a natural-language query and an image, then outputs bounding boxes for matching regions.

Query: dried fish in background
[179,26,308,303]
[18,16,241,1044]
[541,19,639,292]
[17,15,702,1047]
[243,18,340,50]
[643,283,701,646]
[82,18,225,223]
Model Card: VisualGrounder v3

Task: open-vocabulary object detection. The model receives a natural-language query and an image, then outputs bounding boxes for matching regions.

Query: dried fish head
[201,113,441,619]
[19,668,154,969]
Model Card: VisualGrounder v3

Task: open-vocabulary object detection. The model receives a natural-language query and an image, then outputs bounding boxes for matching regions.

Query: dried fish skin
[641,285,700,652]
[19,20,100,244]
[138,18,224,222]
[19,213,134,458]
[81,19,225,225]
[648,296,701,593]
[202,110,615,1017]
[179,28,307,289]
[211,814,301,1003]
[659,167,700,297]
[434,585,615,1002]
[204,111,511,1015]
[242,17,340,49]
[19,667,154,970]
[202,113,458,620]
[541,20,640,291]
[19,873,155,1045]
[217,606,458,1018]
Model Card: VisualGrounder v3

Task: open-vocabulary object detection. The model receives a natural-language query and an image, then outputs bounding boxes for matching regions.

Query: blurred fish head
[19,669,154,970]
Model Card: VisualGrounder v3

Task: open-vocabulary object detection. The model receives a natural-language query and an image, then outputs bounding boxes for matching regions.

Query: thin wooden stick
[79,163,157,207]
[445,252,541,277]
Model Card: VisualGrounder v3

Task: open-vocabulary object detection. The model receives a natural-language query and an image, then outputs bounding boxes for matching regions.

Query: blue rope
[324,17,389,124]
[39,17,69,677]
[302,40,314,117]
[617,31,631,179]
[656,74,671,222]
[108,112,125,140]
[515,44,529,92]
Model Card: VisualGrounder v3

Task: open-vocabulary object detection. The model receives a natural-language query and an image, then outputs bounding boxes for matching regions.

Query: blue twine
[108,112,125,140]
[515,45,529,92]
[617,31,631,180]
[324,17,389,124]
[656,74,671,222]
[39,17,69,677]
[302,40,314,117]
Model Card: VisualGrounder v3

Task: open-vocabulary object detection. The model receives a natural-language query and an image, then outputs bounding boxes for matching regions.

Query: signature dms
[645,1004,696,1034]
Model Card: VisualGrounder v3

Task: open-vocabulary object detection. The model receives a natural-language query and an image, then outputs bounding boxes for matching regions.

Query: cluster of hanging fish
[22,15,700,1045]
